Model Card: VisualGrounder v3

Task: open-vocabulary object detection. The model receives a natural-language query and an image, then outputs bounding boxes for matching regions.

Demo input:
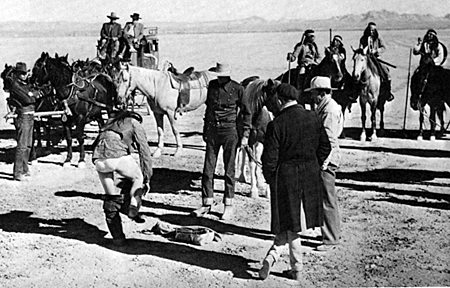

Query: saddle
[168,70,211,113]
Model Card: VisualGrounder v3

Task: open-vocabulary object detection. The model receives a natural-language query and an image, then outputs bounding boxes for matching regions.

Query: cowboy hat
[304,76,337,91]
[15,62,29,74]
[130,13,141,19]
[215,62,231,77]
[107,12,119,20]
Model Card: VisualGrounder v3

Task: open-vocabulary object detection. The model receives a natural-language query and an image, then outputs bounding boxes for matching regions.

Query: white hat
[304,76,336,91]
[107,12,119,20]
[215,62,231,77]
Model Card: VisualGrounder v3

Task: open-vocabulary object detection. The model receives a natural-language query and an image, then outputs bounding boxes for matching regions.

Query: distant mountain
[0,10,449,37]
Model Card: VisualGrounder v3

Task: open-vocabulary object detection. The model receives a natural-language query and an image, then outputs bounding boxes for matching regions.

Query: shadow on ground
[0,210,255,279]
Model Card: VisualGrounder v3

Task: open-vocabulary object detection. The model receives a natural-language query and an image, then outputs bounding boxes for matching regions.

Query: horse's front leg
[63,122,73,167]
[417,106,424,141]
[378,103,385,137]
[429,106,437,141]
[360,101,367,142]
[166,110,183,157]
[369,103,377,142]
[248,145,258,198]
[76,120,87,168]
[237,147,247,183]
[153,113,165,158]
[254,142,268,198]
[438,108,445,138]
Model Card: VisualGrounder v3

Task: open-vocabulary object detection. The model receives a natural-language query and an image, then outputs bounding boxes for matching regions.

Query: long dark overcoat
[262,104,331,234]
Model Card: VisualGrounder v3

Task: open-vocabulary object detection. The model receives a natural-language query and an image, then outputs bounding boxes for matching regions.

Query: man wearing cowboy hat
[287,29,321,91]
[99,12,122,59]
[306,76,343,252]
[192,63,251,220]
[123,13,145,55]
[6,62,41,181]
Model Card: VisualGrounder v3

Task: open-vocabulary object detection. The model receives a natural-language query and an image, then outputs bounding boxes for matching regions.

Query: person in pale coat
[306,76,344,252]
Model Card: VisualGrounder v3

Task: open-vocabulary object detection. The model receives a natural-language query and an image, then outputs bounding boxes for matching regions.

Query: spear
[403,48,413,131]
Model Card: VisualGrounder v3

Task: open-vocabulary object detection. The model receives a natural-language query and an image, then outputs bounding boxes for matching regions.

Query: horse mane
[245,79,269,114]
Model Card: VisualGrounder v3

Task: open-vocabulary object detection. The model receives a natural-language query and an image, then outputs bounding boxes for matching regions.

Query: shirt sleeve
[321,109,343,168]
[100,24,107,38]
[317,122,332,166]
[10,81,37,106]
[376,36,386,54]
[132,119,153,183]
[291,43,303,61]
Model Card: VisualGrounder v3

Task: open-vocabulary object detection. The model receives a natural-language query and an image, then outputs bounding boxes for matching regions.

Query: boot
[258,256,275,280]
[191,205,211,217]
[221,205,234,220]
[386,80,394,102]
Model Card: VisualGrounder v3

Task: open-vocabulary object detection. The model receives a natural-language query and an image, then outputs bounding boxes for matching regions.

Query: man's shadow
[0,210,255,279]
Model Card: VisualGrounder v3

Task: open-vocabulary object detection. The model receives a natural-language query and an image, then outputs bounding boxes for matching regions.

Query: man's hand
[286,53,295,62]
[417,37,422,45]
[240,136,249,148]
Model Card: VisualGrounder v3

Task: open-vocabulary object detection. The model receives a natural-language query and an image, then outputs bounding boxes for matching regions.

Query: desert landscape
[0,10,449,287]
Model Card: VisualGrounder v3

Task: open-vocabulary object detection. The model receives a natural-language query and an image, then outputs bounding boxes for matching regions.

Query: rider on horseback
[359,22,394,102]
[98,12,122,60]
[287,29,321,91]
[413,29,447,69]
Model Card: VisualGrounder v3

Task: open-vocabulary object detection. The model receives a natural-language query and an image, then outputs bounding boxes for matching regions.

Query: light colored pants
[265,230,303,272]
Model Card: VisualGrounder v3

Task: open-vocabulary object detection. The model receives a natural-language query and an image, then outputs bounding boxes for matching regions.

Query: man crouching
[92,110,152,246]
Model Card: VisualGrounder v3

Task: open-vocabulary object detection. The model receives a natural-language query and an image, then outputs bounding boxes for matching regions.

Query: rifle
[377,58,397,69]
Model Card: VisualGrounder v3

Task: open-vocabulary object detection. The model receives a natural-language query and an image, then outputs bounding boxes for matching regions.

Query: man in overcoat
[259,83,331,281]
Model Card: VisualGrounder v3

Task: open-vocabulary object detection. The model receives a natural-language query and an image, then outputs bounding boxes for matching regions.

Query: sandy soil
[0,103,449,288]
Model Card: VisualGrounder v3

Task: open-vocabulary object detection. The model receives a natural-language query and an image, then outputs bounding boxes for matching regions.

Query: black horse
[410,60,450,140]
[276,48,355,137]
[31,52,119,167]
[1,64,60,162]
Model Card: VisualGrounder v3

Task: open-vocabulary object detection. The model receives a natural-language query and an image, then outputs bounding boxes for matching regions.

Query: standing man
[359,22,394,102]
[287,29,321,91]
[306,76,343,252]
[123,13,145,55]
[192,63,251,220]
[99,12,122,59]
[258,83,331,281]
[6,63,41,181]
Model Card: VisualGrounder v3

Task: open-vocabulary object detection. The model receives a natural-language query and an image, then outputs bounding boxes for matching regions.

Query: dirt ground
[0,104,449,288]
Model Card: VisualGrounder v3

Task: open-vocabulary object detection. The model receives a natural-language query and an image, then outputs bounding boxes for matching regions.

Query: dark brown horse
[410,59,450,140]
[31,52,118,167]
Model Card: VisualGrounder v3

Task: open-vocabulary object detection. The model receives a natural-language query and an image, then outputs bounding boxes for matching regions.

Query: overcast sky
[1,0,449,23]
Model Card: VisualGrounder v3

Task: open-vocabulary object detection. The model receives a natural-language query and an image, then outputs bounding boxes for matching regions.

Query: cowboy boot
[258,255,275,280]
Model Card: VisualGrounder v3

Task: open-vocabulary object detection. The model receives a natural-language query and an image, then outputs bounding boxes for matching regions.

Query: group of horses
[1,45,448,196]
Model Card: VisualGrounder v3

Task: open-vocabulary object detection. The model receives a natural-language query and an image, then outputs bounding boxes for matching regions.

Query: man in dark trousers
[259,83,331,281]
[6,62,41,181]
[99,12,122,59]
[192,63,251,220]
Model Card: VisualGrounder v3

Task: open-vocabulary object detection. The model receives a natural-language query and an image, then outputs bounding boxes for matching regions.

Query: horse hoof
[63,162,71,168]
[430,135,436,141]
[152,148,162,158]
[360,136,366,142]
[417,136,423,141]
[371,135,378,142]
[250,188,258,198]
[78,162,86,169]
[237,175,247,183]
[31,160,38,166]
[173,149,183,157]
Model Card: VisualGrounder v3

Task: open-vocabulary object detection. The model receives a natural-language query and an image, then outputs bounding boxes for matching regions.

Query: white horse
[116,63,217,157]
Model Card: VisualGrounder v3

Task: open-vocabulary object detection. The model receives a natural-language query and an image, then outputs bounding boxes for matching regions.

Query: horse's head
[31,52,50,86]
[104,57,121,85]
[1,64,16,92]
[319,47,343,83]
[263,79,282,115]
[116,62,134,109]
[351,47,368,82]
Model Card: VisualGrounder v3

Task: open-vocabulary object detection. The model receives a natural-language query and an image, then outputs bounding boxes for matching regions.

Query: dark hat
[130,13,141,19]
[304,29,315,36]
[107,12,119,20]
[276,83,299,101]
[15,62,29,74]
[368,22,377,26]
[333,35,343,43]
